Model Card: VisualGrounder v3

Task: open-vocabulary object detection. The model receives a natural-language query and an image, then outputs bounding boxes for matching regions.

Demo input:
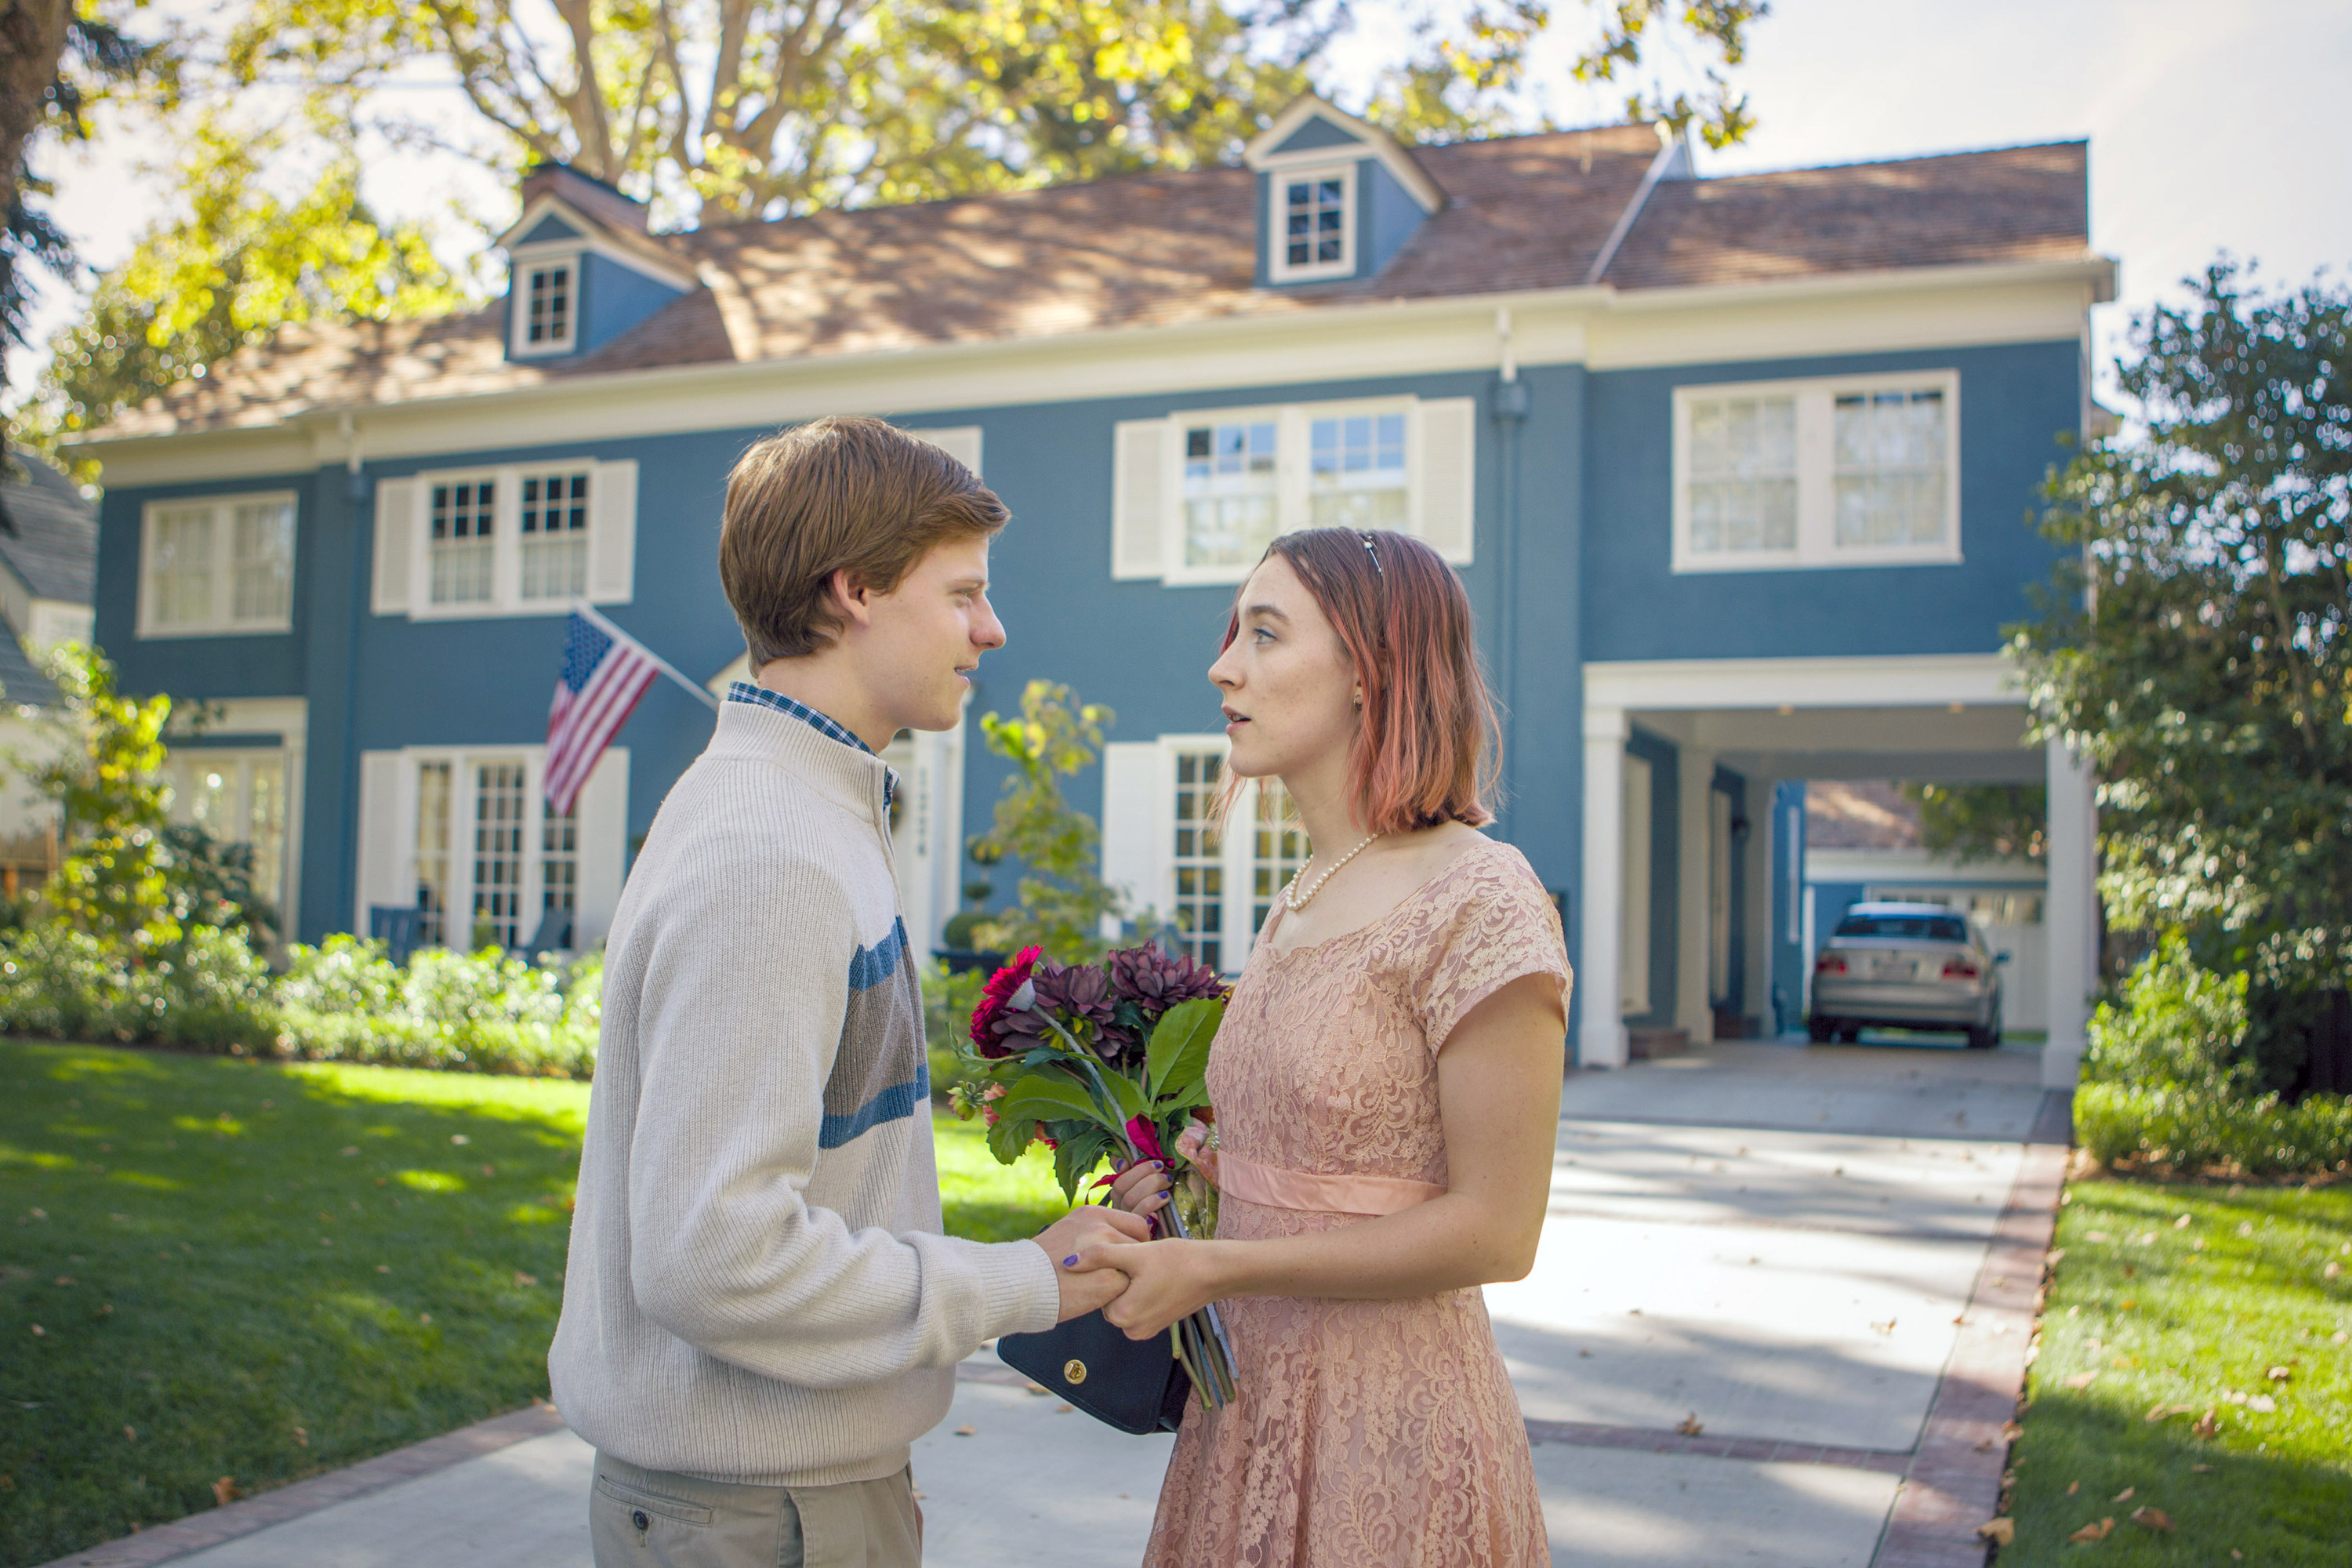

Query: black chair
[368,906,422,968]
[523,908,575,956]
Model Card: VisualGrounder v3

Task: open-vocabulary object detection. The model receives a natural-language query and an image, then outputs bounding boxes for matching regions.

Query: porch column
[1675,746,1717,1042]
[1743,777,1776,1036]
[1580,706,1629,1068]
[2044,739,2099,1087]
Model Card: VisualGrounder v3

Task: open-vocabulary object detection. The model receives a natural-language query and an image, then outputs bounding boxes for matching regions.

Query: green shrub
[0,921,275,1050]
[2075,1081,2352,1175]
[2085,932,2253,1093]
[923,958,986,1103]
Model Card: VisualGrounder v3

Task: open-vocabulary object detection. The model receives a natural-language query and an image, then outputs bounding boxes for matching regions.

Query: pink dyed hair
[1220,528,1498,833]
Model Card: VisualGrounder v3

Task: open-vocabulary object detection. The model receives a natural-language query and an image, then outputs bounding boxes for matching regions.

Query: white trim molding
[509,252,580,358]
[1267,164,1359,284]
[1584,652,2018,713]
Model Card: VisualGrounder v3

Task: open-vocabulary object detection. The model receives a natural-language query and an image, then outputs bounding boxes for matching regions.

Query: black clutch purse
[996,1309,1191,1435]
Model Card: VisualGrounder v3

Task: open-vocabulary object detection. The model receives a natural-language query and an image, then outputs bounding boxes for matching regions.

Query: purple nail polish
[1063,1254,1079,1266]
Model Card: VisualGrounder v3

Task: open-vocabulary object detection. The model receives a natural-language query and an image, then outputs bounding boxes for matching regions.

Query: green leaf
[985,1113,1038,1167]
[1145,997,1223,1102]
[998,1073,1112,1129]
[1104,1066,1150,1125]
[1053,1125,1118,1204]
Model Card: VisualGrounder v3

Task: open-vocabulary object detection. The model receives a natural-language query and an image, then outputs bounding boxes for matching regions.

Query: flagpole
[572,601,721,711]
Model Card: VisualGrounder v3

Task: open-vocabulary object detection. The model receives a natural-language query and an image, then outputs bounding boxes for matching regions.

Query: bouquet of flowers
[949,941,1240,1407]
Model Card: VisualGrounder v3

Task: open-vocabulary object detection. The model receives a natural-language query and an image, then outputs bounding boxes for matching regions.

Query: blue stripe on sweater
[848,918,909,992]
[817,1061,930,1148]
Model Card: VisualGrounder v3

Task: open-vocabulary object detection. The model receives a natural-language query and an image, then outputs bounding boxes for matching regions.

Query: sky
[17,0,2352,407]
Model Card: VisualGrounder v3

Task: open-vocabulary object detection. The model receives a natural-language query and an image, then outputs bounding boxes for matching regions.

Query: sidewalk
[48,1039,2063,1568]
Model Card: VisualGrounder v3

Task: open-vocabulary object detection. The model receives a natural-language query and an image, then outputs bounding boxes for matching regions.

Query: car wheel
[1838,1025,1862,1044]
[1966,1006,2002,1051]
[1808,1016,1835,1044]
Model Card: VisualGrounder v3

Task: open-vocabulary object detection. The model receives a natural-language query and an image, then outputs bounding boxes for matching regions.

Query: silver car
[1808,901,2004,1050]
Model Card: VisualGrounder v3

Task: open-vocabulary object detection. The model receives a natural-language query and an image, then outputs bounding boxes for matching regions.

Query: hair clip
[1359,531,1385,579]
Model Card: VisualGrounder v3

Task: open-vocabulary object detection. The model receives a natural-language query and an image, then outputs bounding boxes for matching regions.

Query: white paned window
[1308,412,1408,530]
[137,492,296,637]
[1271,167,1354,282]
[519,470,592,601]
[1835,390,1950,549]
[1120,397,1473,585]
[375,749,622,953]
[416,760,456,947]
[1672,372,1961,572]
[515,258,577,355]
[470,760,529,949]
[541,799,579,930]
[429,477,499,606]
[386,459,634,619]
[1101,739,1315,975]
[1171,750,1226,971]
[1250,779,1308,935]
[1181,419,1279,572]
[165,750,290,930]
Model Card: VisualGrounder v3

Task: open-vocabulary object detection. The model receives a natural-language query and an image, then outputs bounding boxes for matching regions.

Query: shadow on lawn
[0,1041,586,1568]
[2001,1397,2352,1565]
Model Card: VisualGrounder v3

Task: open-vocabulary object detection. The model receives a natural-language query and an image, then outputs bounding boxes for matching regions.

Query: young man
[550,417,1142,1566]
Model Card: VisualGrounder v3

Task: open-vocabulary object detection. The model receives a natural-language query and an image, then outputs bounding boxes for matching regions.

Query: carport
[1577,654,2096,1089]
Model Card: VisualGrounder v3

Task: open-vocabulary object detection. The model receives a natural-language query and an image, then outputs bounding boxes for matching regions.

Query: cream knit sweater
[549,697,1060,1486]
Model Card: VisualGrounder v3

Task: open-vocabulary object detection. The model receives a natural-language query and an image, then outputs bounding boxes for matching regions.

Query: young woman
[1082,527,1571,1568]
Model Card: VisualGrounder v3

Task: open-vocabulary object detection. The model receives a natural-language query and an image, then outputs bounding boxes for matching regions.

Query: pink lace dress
[1143,837,1571,1568]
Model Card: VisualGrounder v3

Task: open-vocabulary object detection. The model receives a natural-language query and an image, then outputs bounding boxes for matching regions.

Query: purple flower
[1109,944,1228,1013]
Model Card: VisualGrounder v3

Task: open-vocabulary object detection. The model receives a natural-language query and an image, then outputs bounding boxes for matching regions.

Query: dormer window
[1273,169,1355,282]
[515,259,577,356]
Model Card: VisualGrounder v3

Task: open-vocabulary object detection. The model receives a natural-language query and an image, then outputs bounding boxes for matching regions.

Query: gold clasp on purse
[1063,1359,1087,1385]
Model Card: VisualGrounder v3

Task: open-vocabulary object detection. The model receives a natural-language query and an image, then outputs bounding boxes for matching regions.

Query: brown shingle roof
[93,129,2092,441]
[1600,142,2089,291]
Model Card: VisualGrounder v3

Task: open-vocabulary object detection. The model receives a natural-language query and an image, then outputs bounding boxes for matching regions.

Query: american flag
[546,609,659,812]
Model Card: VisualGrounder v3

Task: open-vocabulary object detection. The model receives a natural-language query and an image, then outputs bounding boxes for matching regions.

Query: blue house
[71,98,2114,1084]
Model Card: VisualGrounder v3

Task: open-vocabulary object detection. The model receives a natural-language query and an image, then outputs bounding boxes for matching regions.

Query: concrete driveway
[51,1040,2063,1568]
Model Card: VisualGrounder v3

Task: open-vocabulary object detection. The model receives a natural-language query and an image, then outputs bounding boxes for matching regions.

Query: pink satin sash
[1218,1152,1446,1217]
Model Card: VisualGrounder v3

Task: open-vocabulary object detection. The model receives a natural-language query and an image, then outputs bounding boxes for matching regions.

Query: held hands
[1029,1206,1151,1323]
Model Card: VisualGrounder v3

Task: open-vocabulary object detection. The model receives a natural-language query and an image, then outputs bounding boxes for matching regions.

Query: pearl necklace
[1284,832,1383,911]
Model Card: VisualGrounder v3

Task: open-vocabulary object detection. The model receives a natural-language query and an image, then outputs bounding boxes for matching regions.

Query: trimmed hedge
[0,929,601,1077]
[2074,1081,2352,1176]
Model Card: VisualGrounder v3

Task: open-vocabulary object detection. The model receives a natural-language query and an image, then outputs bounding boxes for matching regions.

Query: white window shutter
[371,479,418,615]
[354,750,411,932]
[1414,397,1477,565]
[588,460,639,604]
[1099,742,1160,923]
[573,747,630,948]
[911,425,984,477]
[1112,419,1171,580]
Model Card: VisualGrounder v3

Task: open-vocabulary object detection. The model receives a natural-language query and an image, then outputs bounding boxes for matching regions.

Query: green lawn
[2002,1175,2352,1563]
[0,1040,1069,1567]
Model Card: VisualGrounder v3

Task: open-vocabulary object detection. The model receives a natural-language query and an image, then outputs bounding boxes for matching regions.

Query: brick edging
[1870,1089,2072,1568]
[36,1402,570,1568]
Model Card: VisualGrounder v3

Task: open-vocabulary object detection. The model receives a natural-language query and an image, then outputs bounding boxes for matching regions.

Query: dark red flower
[969,946,1042,1058]
[1109,943,1228,1014]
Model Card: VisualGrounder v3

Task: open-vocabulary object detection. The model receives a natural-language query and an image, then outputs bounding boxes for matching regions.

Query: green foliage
[20,645,180,949]
[971,680,1127,964]
[2088,934,2255,1095]
[17,114,470,468]
[2074,1083,2352,1176]
[2009,261,2352,995]
[1903,781,2046,865]
[920,957,986,1101]
[0,920,276,1051]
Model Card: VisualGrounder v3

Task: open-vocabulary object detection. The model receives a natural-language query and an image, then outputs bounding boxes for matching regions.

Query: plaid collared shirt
[726,681,898,809]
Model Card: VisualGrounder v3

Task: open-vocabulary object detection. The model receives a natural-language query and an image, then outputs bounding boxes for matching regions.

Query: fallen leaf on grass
[340,1146,359,1156]
[2327,1262,2343,1279]
[2173,1214,2192,1229]
[2129,1505,2174,1533]
[2067,1517,2114,1541]
[211,1477,243,1506]
[293,1428,307,1446]
[451,1134,470,1145]
[2265,1365,2292,1382]
[2111,1486,2133,1503]
[2067,1480,2080,1496]
[2002,1421,2024,1443]
[2191,1463,2214,1472]
[2084,1231,2111,1243]
[2247,1395,2276,1414]
[1976,1518,2015,1544]
[953,1425,976,1436]
[123,1426,136,1441]
[2063,1371,2098,1388]
[1676,1413,1704,1436]
[2144,1403,2196,1422]
[514,1272,538,1287]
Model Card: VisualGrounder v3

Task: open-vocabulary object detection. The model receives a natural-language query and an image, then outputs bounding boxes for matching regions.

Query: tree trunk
[0,1,72,216]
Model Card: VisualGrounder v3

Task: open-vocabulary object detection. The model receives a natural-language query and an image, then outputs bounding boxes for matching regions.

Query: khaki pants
[590,1452,923,1568]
